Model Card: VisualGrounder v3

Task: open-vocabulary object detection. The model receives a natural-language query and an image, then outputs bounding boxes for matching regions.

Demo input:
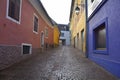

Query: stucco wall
[54,26,60,47]
[88,0,120,78]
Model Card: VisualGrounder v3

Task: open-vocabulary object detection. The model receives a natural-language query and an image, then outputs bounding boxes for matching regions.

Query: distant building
[58,24,70,46]
[52,20,60,47]
[87,0,120,78]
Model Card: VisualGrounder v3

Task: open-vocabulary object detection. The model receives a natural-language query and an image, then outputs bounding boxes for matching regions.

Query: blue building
[87,0,120,78]
[58,24,70,46]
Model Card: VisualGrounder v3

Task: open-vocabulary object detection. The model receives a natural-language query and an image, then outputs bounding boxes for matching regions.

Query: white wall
[60,31,70,46]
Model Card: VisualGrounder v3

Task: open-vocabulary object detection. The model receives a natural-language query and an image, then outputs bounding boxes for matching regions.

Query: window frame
[87,0,107,20]
[93,18,109,55]
[41,31,44,47]
[45,27,48,38]
[6,0,22,24]
[21,43,32,55]
[81,29,84,48]
[33,13,39,34]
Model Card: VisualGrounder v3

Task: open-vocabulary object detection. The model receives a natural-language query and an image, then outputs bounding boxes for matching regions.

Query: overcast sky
[40,0,72,24]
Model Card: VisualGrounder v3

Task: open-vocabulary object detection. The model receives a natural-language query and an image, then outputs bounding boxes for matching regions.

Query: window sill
[6,16,20,24]
[45,37,48,38]
[33,31,38,34]
[93,50,108,55]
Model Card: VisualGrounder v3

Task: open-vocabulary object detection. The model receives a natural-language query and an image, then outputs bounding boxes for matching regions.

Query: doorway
[41,32,44,47]
[81,29,84,51]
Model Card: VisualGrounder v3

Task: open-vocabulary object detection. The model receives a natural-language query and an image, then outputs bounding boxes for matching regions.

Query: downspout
[85,0,89,58]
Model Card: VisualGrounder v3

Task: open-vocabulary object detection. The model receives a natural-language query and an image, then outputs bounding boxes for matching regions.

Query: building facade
[58,24,70,46]
[53,23,60,47]
[69,0,86,55]
[0,0,54,70]
[87,0,120,78]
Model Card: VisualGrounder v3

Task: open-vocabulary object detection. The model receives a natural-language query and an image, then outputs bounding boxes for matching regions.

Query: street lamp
[75,6,80,15]
[75,0,80,15]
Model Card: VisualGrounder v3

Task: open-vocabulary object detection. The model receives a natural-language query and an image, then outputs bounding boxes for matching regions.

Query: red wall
[0,0,54,48]
[44,26,54,46]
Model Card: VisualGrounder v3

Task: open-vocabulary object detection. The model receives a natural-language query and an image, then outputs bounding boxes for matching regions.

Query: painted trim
[33,13,39,34]
[89,56,120,78]
[87,0,108,21]
[92,17,109,55]
[21,43,32,55]
[6,0,22,24]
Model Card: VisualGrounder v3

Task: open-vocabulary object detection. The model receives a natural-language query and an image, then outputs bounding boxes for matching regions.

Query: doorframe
[81,29,84,51]
[41,31,44,48]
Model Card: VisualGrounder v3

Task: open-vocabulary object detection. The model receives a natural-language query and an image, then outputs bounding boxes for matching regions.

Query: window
[94,23,106,50]
[64,26,66,31]
[22,43,32,54]
[41,32,44,47]
[33,15,38,33]
[61,33,64,37]
[7,0,21,22]
[93,18,108,54]
[45,28,48,37]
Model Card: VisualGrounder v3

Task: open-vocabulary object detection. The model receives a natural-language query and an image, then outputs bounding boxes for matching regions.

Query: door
[81,29,84,51]
[77,33,79,48]
[41,32,44,47]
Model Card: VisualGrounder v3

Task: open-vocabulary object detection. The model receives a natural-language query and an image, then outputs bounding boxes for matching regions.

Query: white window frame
[41,31,44,47]
[21,43,32,54]
[88,0,102,17]
[6,0,22,24]
[45,27,48,38]
[33,13,39,34]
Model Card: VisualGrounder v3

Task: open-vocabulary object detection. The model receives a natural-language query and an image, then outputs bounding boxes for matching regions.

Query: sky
[40,0,72,24]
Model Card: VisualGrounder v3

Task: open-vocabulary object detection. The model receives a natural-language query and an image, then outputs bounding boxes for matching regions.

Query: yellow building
[53,24,60,47]
[69,0,86,55]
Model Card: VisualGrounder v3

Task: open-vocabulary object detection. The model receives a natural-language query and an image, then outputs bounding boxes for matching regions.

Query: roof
[58,24,69,31]
[29,0,54,26]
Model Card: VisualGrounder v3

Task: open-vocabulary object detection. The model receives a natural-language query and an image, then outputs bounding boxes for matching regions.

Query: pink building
[0,0,54,70]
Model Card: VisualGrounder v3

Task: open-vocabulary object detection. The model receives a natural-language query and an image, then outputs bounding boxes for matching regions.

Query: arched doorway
[41,32,44,47]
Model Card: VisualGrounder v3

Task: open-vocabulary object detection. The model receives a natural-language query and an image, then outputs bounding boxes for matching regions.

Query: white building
[58,24,70,46]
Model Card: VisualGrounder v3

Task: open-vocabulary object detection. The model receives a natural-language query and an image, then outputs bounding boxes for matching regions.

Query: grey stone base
[0,45,42,70]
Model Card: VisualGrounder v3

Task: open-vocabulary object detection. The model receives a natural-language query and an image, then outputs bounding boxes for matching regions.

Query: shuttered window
[8,0,21,21]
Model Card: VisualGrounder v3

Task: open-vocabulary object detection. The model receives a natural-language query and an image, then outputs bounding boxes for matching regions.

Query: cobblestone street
[0,46,118,80]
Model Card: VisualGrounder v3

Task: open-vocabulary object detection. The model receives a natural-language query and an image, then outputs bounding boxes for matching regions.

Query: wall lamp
[75,6,80,15]
[75,0,80,15]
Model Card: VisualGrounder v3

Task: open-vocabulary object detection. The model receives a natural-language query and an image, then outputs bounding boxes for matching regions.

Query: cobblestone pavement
[0,46,118,80]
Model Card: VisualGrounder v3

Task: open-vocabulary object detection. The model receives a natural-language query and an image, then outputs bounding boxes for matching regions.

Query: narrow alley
[0,46,117,80]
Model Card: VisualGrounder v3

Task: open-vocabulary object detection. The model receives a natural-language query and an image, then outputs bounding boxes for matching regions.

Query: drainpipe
[85,0,89,58]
